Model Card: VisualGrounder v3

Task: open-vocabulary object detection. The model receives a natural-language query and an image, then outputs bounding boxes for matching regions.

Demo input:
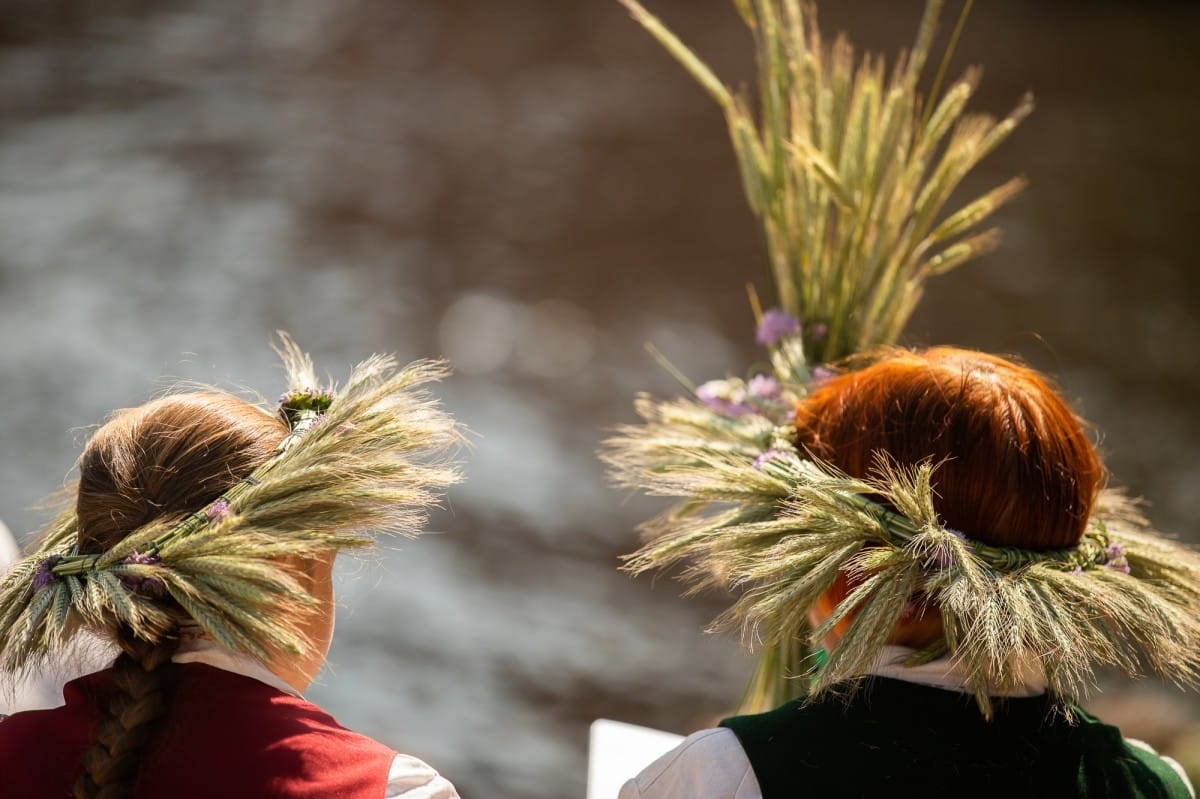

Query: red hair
[794,348,1104,550]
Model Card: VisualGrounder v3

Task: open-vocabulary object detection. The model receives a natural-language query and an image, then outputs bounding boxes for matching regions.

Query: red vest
[0,662,396,799]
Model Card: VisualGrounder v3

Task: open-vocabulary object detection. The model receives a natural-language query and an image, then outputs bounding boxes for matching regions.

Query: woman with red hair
[610,346,1200,798]
[607,0,1200,793]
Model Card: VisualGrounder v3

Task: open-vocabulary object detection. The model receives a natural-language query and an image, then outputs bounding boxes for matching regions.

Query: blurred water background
[0,0,1197,796]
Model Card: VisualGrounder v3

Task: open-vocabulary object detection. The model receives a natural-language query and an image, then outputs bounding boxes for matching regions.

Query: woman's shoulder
[0,677,112,796]
[142,663,398,796]
[171,662,392,752]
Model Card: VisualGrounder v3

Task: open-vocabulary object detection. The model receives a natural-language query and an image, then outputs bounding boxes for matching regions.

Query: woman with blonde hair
[0,338,463,798]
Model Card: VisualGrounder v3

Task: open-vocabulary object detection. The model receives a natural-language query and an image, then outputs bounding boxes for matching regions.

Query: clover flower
[205,499,231,523]
[756,309,801,346]
[811,366,837,385]
[752,448,798,472]
[119,552,166,597]
[696,379,753,416]
[279,387,336,408]
[279,387,336,430]
[32,556,61,592]
[747,374,781,399]
[1105,542,1131,574]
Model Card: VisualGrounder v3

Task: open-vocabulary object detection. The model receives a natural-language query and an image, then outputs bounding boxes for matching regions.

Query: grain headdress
[0,335,464,684]
[604,0,1200,716]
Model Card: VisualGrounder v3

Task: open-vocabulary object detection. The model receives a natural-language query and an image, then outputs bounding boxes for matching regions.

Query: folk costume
[0,337,463,798]
[1,640,457,798]
[606,1,1200,797]
[622,648,1194,798]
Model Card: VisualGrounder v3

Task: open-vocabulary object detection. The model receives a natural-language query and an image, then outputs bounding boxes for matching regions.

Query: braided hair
[70,393,287,798]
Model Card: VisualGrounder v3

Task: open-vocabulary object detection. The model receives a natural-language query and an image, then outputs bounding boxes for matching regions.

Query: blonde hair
[72,392,287,799]
[0,345,463,798]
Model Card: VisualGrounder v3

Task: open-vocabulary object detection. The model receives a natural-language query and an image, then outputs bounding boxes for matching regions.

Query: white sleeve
[618,728,761,799]
[383,753,461,799]
[0,519,18,570]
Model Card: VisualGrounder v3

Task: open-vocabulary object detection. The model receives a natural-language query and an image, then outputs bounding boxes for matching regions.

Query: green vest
[720,678,1191,798]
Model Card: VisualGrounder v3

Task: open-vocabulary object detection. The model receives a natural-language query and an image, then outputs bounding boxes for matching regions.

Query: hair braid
[72,628,180,799]
[63,393,287,798]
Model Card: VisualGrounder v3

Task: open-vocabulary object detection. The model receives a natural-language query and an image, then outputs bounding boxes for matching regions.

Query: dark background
[1,1,1198,796]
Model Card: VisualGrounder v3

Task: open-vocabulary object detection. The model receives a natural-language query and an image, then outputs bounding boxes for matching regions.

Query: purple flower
[205,499,231,523]
[1070,566,1085,577]
[807,322,829,343]
[120,552,166,597]
[696,380,752,417]
[747,374,781,399]
[120,576,167,597]
[756,310,801,346]
[279,387,336,407]
[712,400,754,417]
[1104,542,1131,574]
[32,556,61,592]
[752,449,796,471]
[279,387,336,430]
[811,366,837,385]
[122,552,161,567]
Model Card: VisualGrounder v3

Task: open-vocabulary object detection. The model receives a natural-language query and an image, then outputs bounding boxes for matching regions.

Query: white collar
[865,644,1048,697]
[171,635,302,699]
